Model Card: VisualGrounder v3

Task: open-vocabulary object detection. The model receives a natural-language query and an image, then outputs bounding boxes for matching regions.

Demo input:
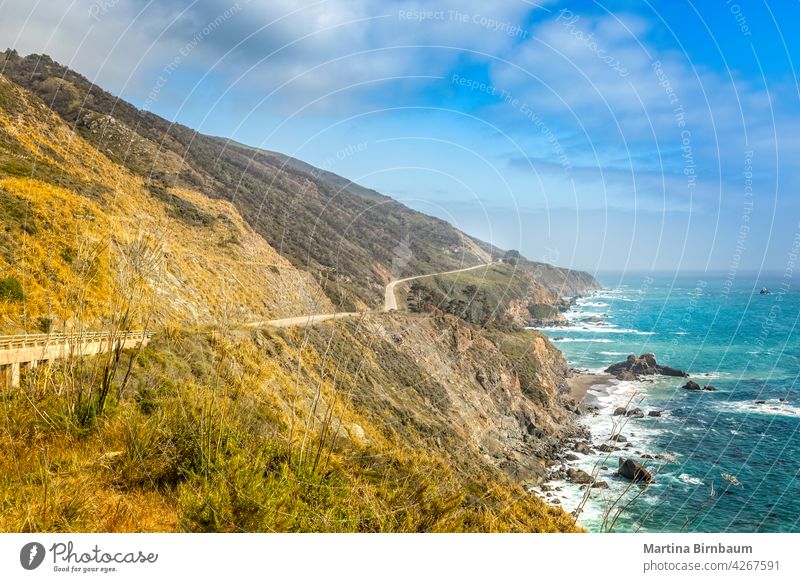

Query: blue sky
[3,0,800,275]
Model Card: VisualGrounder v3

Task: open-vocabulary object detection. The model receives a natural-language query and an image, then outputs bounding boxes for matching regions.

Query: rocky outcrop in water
[683,381,717,392]
[605,353,688,380]
[581,315,604,323]
[617,458,654,483]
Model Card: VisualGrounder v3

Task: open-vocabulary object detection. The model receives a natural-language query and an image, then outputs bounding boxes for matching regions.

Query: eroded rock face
[605,353,688,380]
[323,313,584,489]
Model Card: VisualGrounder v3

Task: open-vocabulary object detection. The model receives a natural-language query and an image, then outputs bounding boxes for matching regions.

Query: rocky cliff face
[287,313,583,488]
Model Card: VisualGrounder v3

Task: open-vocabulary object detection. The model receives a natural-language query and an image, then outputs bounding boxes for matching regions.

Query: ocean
[537,272,800,532]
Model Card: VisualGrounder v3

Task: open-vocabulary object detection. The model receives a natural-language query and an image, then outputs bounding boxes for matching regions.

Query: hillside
[0,51,598,310]
[0,313,583,532]
[398,260,600,329]
[401,263,551,326]
[0,50,514,311]
[0,54,599,533]
[516,257,602,298]
[0,74,333,332]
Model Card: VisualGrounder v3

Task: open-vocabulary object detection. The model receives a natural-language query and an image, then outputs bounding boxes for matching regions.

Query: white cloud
[488,9,799,213]
[0,1,557,112]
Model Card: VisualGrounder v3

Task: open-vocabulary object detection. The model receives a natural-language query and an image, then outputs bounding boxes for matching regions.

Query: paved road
[383,262,494,311]
[251,261,494,329]
[248,312,361,329]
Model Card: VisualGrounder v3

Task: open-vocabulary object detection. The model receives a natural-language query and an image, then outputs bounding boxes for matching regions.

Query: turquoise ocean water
[538,272,800,532]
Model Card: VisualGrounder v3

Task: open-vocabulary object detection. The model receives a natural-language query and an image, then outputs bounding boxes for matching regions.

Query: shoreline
[544,369,628,528]
[567,370,615,404]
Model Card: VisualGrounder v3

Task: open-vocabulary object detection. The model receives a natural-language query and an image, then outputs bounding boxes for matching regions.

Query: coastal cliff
[403,261,598,329]
[288,313,584,488]
[0,313,585,532]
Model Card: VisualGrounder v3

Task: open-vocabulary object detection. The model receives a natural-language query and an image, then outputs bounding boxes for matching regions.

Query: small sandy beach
[567,371,614,403]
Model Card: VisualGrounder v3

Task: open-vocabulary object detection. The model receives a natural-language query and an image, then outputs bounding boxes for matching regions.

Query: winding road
[383,262,494,311]
[251,261,495,329]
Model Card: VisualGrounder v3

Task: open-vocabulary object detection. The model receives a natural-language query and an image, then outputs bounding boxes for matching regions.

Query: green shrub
[528,303,560,320]
[0,277,23,301]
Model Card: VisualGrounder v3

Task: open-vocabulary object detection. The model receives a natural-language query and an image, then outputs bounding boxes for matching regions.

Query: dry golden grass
[0,74,332,332]
[0,328,581,533]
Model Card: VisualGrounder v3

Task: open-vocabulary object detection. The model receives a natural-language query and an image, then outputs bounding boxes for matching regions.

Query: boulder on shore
[567,468,594,484]
[617,458,654,483]
[648,410,662,417]
[613,406,627,416]
[626,407,644,418]
[605,353,688,381]
[573,441,593,454]
[703,385,718,391]
[683,381,702,391]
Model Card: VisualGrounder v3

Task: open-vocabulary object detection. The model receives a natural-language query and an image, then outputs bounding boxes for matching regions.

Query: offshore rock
[605,353,688,381]
[617,458,654,484]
